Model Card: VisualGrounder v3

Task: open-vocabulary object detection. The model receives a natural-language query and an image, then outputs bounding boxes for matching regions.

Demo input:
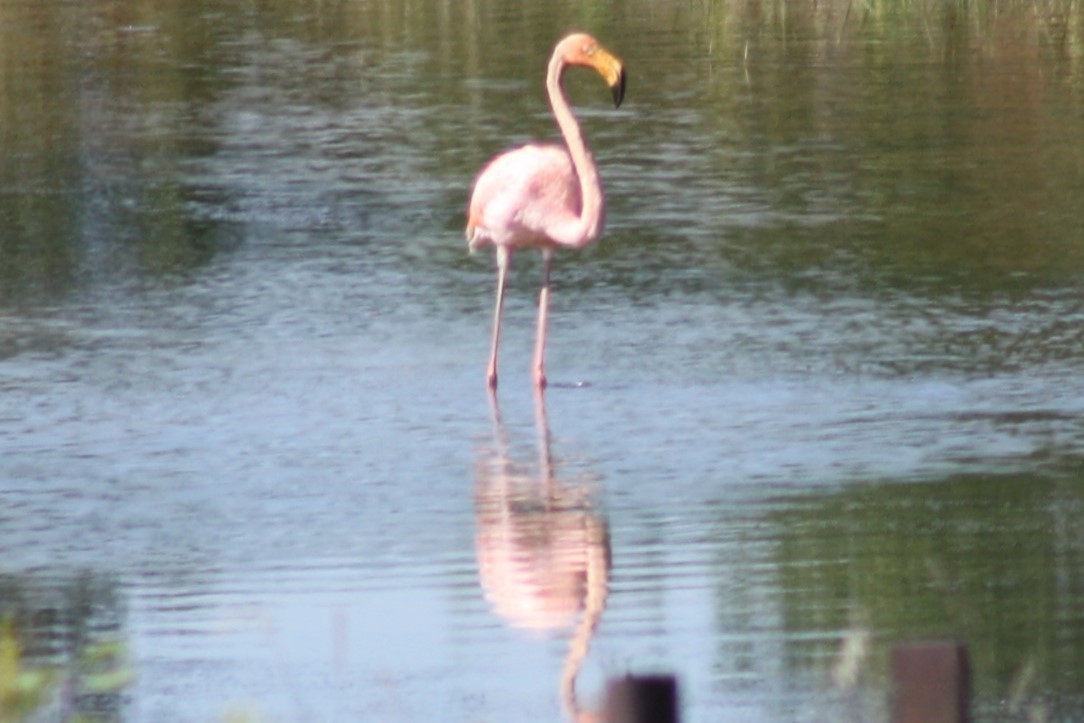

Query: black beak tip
[612,70,627,108]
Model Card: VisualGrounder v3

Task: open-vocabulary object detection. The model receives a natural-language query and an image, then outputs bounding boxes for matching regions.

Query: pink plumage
[466,33,627,390]
[468,144,582,252]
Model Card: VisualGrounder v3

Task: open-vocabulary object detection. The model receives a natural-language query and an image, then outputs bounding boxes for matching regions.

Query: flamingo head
[557,33,627,108]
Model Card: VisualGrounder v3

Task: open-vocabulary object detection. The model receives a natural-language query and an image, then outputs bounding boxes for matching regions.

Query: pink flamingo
[466,33,627,390]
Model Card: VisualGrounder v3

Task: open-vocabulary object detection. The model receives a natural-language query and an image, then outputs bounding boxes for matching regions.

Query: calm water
[2,0,1084,720]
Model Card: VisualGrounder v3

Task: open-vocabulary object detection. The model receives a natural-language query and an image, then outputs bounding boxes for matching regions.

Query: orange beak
[590,47,626,108]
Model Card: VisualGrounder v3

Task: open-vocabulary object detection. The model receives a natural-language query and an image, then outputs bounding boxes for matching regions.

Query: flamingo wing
[467,143,581,251]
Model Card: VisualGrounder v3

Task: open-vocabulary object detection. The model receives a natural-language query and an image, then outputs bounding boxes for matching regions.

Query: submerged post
[604,674,679,723]
[891,641,971,723]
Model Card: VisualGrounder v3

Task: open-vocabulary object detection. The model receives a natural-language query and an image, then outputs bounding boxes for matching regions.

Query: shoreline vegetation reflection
[3,0,1084,304]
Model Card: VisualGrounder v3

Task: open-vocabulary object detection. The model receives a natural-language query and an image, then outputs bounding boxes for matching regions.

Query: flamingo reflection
[474,391,611,722]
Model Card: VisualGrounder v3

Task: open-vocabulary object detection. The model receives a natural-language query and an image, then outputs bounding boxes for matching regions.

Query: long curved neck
[547,54,605,246]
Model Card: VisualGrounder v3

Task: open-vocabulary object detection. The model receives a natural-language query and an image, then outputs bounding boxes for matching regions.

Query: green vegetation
[0,616,133,723]
[0,618,57,723]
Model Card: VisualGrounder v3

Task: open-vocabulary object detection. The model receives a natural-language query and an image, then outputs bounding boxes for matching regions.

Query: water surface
[2,0,1084,721]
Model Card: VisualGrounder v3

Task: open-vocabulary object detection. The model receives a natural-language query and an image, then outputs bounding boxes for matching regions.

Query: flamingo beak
[612,65,627,108]
[592,49,626,108]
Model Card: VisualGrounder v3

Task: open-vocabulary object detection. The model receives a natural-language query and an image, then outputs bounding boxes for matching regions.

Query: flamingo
[466,33,627,390]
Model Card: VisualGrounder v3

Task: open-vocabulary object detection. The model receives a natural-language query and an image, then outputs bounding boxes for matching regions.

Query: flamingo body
[467,33,626,389]
[468,143,583,251]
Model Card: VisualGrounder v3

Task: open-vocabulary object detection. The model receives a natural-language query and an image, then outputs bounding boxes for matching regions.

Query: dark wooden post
[604,674,679,723]
[891,641,971,723]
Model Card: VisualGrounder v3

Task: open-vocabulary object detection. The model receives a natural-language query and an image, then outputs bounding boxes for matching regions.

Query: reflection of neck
[559,515,611,721]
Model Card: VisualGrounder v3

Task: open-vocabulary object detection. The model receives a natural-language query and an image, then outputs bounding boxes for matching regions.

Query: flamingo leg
[487,245,510,389]
[532,249,553,389]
